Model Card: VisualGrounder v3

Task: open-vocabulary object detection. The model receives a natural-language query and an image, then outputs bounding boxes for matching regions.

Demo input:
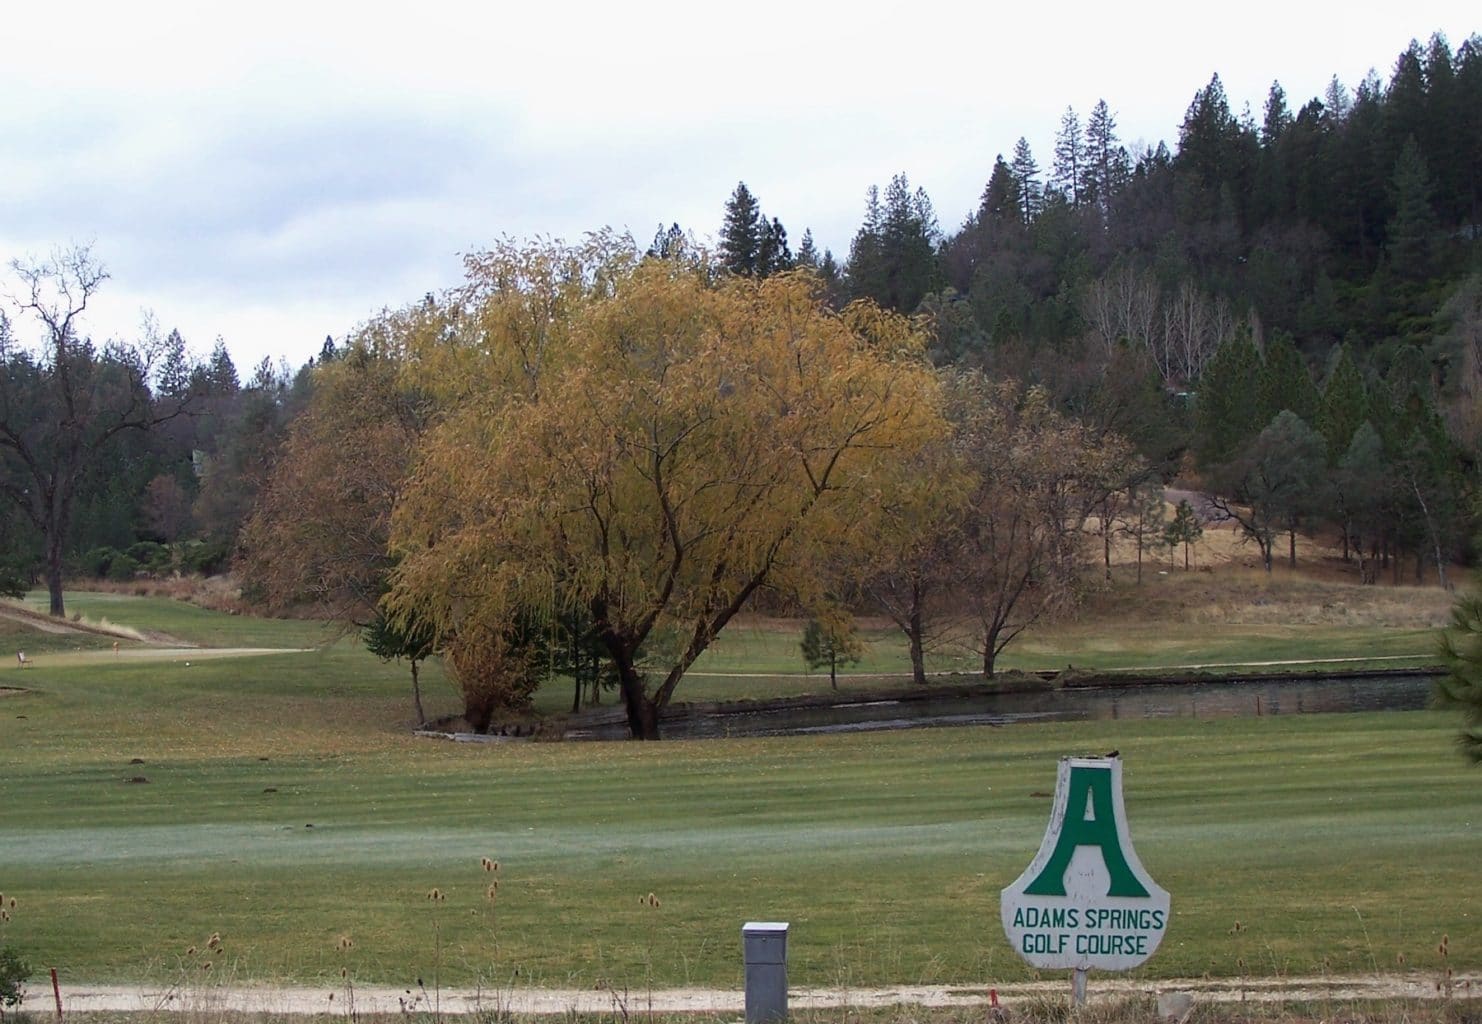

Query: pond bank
[419,664,1444,743]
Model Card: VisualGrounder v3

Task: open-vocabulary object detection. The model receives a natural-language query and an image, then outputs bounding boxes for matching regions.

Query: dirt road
[19,974,1475,1015]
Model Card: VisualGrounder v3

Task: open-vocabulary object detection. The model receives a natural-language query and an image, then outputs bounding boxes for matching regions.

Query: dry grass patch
[1076,568,1458,632]
[74,577,253,615]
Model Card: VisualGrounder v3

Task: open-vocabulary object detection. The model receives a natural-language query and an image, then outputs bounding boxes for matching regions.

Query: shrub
[106,553,140,582]
[125,541,169,572]
[0,562,26,600]
[0,945,29,1015]
[180,540,231,576]
[77,546,119,578]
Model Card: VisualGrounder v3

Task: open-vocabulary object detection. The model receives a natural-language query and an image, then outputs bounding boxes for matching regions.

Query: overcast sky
[1,1,1475,371]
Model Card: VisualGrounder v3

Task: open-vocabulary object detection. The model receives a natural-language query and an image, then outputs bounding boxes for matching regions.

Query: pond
[564,672,1440,741]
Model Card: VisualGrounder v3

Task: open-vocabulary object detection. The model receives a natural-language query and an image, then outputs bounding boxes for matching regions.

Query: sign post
[1001,756,1168,1005]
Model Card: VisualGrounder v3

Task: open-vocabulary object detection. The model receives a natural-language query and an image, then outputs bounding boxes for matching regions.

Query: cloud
[2,0,1474,369]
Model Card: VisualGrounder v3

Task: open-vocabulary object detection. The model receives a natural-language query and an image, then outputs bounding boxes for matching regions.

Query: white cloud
[1,0,1475,366]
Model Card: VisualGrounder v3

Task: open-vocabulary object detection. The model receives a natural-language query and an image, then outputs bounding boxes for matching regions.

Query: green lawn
[0,590,1475,992]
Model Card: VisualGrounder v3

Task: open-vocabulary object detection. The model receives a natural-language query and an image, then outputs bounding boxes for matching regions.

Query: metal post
[1072,968,1087,1007]
[742,922,788,1024]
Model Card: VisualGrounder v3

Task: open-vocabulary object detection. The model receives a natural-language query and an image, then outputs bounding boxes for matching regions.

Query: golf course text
[1000,756,1170,971]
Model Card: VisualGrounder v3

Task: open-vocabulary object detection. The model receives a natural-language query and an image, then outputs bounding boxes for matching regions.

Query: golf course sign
[1001,756,1169,971]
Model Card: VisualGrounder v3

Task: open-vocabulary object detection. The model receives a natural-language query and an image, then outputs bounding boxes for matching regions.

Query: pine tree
[1009,138,1043,227]
[979,156,1022,224]
[1178,74,1239,190]
[1317,342,1368,462]
[818,249,842,298]
[1335,421,1389,575]
[1163,499,1203,570]
[157,328,191,398]
[205,339,239,395]
[1083,100,1127,212]
[847,174,940,312]
[1261,81,1293,145]
[647,222,688,260]
[1386,136,1440,282]
[795,228,820,270]
[1323,75,1353,122]
[756,216,792,276]
[1257,330,1320,425]
[1195,331,1263,465]
[719,182,762,276]
[1051,106,1085,207]
[1436,592,1482,762]
[801,609,864,690]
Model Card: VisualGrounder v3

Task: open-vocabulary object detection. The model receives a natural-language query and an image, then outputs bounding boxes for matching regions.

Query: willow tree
[388,253,944,739]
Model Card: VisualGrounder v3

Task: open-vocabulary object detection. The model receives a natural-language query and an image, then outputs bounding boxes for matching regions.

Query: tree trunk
[907,581,927,686]
[411,660,426,726]
[46,534,65,617]
[1103,520,1112,580]
[1411,478,1452,592]
[982,626,1000,678]
[907,631,926,687]
[1288,527,1297,569]
[1183,541,1190,571]
[613,651,661,740]
[829,656,838,690]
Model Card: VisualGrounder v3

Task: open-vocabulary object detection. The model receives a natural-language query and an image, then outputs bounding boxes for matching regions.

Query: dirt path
[19,974,1475,1015]
[0,601,178,645]
[0,603,81,635]
[22,647,314,668]
[2,600,311,666]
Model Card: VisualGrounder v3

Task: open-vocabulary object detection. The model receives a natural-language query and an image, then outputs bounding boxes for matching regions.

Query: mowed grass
[0,589,1477,991]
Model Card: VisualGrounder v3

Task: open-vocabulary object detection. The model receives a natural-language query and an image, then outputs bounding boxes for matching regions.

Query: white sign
[1000,756,1169,971]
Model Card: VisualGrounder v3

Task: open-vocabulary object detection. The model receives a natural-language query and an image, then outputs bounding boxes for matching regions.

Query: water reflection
[567,674,1437,741]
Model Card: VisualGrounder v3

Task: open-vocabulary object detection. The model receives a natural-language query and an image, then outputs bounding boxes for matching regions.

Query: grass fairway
[0,590,1477,992]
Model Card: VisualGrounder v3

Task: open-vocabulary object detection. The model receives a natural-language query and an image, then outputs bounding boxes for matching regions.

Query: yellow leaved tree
[387,243,945,738]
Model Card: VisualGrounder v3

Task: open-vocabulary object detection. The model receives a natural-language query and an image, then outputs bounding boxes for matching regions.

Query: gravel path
[19,974,1476,1015]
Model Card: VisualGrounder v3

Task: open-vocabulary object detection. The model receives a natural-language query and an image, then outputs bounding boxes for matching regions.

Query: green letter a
[1023,764,1149,897]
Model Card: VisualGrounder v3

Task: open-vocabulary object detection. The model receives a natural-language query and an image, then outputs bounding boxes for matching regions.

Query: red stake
[990,988,999,1008]
[50,967,62,1020]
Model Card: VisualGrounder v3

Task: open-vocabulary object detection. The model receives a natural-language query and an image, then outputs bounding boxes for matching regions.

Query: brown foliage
[237,343,429,625]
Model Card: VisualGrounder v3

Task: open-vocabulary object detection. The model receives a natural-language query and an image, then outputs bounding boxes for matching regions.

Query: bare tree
[0,245,187,616]
[1152,280,1235,385]
[946,375,1134,676]
[1082,265,1159,360]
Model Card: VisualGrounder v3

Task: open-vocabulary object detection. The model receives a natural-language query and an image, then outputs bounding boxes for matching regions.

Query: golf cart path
[23,974,1477,1014]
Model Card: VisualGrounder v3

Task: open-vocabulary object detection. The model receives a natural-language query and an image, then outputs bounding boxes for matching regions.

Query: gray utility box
[742,921,789,1023]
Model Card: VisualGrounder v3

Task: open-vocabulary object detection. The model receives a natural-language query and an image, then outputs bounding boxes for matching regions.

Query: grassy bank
[0,588,1477,991]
